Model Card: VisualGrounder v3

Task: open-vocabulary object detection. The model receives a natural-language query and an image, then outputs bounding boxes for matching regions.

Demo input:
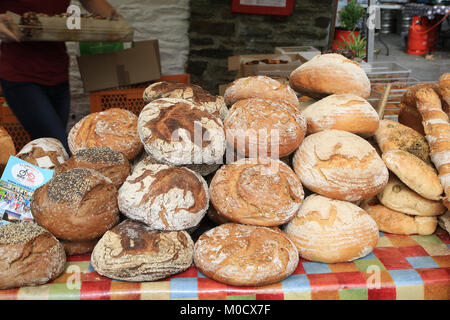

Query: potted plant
[339,33,367,61]
[332,0,365,50]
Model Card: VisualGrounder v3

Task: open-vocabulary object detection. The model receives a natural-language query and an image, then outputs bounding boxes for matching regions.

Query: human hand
[0,14,19,42]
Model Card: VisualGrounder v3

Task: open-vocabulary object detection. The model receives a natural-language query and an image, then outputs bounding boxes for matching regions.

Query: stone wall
[67,0,189,131]
[188,0,333,94]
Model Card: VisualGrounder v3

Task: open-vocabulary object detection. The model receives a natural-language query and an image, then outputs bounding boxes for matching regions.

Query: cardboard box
[274,46,321,61]
[227,53,306,80]
[77,40,161,92]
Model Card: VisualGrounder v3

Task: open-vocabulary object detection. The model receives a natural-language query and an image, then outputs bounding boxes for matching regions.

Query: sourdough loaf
[17,138,68,170]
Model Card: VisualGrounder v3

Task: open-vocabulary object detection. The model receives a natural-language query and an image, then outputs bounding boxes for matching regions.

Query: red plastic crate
[89,74,190,116]
[0,97,31,152]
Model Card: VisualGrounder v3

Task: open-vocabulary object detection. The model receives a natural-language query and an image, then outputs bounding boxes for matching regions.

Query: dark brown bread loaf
[61,238,99,256]
[31,168,120,241]
[91,219,194,281]
[0,222,66,290]
[55,146,131,188]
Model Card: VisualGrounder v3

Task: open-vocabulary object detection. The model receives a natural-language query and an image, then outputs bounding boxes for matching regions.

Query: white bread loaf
[17,138,68,170]
[416,86,450,210]
[289,53,371,99]
[284,194,379,263]
[292,129,389,201]
[303,93,379,137]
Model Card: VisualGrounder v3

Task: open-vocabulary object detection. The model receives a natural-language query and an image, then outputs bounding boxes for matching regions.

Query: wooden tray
[6,11,134,42]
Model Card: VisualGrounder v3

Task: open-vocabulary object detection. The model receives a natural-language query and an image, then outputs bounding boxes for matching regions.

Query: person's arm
[79,0,120,19]
[0,14,19,42]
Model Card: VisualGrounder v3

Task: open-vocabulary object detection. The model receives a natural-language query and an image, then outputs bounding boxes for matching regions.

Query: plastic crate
[89,74,190,115]
[0,98,30,152]
[361,62,411,84]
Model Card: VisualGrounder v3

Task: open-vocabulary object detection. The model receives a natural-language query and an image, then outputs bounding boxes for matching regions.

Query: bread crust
[224,98,306,158]
[382,149,443,201]
[292,129,389,202]
[0,126,16,171]
[68,108,143,161]
[61,238,99,256]
[377,175,445,216]
[303,93,379,136]
[55,146,131,188]
[138,98,226,166]
[224,75,300,109]
[143,81,229,120]
[361,199,437,235]
[289,53,371,99]
[398,103,426,135]
[284,194,379,263]
[17,138,68,170]
[210,158,304,226]
[194,223,298,286]
[118,162,209,230]
[31,168,120,241]
[91,219,194,281]
[0,222,66,290]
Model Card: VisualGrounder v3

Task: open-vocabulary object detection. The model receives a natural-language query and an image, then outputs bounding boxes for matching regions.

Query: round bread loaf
[0,126,16,171]
[16,137,68,170]
[224,98,306,158]
[398,103,426,135]
[61,238,99,256]
[206,203,231,225]
[375,119,430,163]
[210,158,304,226]
[292,129,389,201]
[68,108,142,161]
[194,223,299,286]
[143,81,228,120]
[361,198,438,236]
[118,162,209,230]
[284,194,379,263]
[377,174,446,216]
[303,93,379,136]
[382,149,443,201]
[91,219,194,281]
[31,168,120,241]
[223,75,300,109]
[289,53,371,99]
[0,222,66,290]
[438,211,450,234]
[55,146,131,188]
[138,98,226,166]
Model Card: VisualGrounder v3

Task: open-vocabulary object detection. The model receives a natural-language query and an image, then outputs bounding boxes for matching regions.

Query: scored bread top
[17,138,69,170]
[118,162,209,231]
[138,98,226,166]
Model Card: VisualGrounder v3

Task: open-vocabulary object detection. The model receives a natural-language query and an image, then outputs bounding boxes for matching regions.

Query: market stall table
[1,229,449,300]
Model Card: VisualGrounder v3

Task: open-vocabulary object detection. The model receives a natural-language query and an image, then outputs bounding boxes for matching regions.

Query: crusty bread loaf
[284,194,379,263]
[16,138,68,170]
[223,75,300,109]
[55,146,131,188]
[375,119,430,163]
[0,222,66,290]
[402,82,450,116]
[194,223,298,286]
[210,158,304,227]
[61,238,99,256]
[415,86,450,210]
[31,168,120,241]
[68,108,143,161]
[289,53,371,99]
[439,73,450,108]
[382,149,443,201]
[361,198,438,235]
[0,126,16,172]
[138,98,226,166]
[224,98,306,158]
[303,93,379,136]
[91,219,194,281]
[398,103,426,135]
[143,81,229,120]
[118,162,209,230]
[292,129,389,201]
[438,211,450,234]
[377,174,445,216]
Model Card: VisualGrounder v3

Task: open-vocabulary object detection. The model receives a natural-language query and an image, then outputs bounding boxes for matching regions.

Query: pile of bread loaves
[0,53,449,291]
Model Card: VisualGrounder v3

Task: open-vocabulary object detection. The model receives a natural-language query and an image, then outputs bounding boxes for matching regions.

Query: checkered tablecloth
[1,229,449,300]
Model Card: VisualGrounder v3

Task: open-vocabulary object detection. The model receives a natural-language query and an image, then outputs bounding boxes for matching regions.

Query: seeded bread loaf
[0,222,66,290]
[31,168,120,241]
[194,223,299,286]
[91,219,194,281]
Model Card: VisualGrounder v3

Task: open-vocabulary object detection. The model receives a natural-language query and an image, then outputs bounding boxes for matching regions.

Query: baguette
[415,87,450,210]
